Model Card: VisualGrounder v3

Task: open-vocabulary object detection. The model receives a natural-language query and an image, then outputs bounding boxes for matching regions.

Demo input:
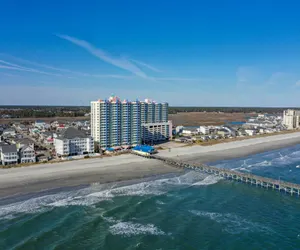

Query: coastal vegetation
[1,105,298,119]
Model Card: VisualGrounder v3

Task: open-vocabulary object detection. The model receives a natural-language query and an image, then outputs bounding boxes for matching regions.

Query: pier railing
[133,152,300,196]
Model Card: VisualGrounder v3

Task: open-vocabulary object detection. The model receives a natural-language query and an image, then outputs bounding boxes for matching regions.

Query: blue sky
[1,0,300,106]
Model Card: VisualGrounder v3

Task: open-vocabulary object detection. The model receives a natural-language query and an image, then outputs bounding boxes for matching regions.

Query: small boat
[296,165,300,168]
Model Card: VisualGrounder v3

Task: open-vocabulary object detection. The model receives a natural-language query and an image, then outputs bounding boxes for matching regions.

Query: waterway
[1,145,300,249]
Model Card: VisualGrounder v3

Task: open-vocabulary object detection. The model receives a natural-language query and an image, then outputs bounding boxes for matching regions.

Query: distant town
[0,96,300,167]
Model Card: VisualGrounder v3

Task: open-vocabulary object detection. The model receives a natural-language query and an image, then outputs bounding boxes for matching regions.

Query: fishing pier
[136,153,300,196]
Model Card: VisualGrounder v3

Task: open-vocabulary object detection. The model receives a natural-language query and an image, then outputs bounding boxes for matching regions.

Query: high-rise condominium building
[283,109,300,130]
[91,95,169,148]
[91,95,141,148]
[140,99,169,144]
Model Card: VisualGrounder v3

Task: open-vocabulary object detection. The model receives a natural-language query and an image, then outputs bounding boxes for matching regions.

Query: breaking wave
[109,221,166,236]
[192,175,223,186]
[102,215,167,236]
[222,148,300,172]
[0,171,222,220]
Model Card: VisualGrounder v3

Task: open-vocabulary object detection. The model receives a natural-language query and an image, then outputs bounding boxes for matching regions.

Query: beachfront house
[245,129,257,136]
[54,127,94,156]
[217,129,230,137]
[182,127,198,136]
[12,138,35,150]
[198,126,210,135]
[19,145,36,163]
[0,144,18,165]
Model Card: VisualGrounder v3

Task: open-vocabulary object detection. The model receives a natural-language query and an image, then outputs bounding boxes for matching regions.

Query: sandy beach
[1,132,300,198]
[159,132,300,163]
[0,155,180,198]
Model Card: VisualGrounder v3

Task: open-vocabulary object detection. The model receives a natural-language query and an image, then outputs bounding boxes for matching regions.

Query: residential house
[217,129,230,137]
[222,126,237,137]
[56,124,66,132]
[50,121,59,129]
[175,126,184,134]
[182,127,198,136]
[19,145,36,163]
[0,144,18,165]
[12,138,35,150]
[54,127,94,156]
[18,124,28,132]
[245,129,257,136]
[35,120,46,129]
[175,137,193,143]
[40,131,53,141]
[13,122,21,128]
[198,126,210,135]
[37,155,48,162]
[2,128,16,137]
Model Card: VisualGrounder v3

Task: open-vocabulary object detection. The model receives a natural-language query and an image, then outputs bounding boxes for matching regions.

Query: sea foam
[0,171,221,220]
[190,210,273,234]
[109,221,165,236]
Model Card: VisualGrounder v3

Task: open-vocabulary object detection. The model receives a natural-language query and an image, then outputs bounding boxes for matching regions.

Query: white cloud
[129,58,161,72]
[153,77,203,81]
[0,55,136,80]
[57,34,148,78]
[0,60,63,77]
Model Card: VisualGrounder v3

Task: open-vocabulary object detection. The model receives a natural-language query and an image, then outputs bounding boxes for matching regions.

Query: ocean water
[1,145,300,249]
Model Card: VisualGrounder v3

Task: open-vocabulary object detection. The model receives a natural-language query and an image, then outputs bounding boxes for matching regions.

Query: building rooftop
[1,144,17,153]
[20,145,34,152]
[59,127,90,139]
[3,128,15,132]
[133,145,155,153]
[15,138,35,145]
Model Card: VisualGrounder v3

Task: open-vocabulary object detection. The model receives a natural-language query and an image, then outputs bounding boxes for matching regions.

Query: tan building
[283,109,300,129]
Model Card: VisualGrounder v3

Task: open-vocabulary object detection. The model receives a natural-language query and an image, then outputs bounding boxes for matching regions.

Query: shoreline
[159,132,300,163]
[0,155,182,198]
[1,132,300,198]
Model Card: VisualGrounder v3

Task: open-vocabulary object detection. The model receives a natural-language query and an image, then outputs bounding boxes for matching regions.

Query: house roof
[1,144,17,153]
[3,128,15,132]
[20,145,34,152]
[41,131,53,136]
[15,138,34,144]
[0,142,8,146]
[59,127,89,139]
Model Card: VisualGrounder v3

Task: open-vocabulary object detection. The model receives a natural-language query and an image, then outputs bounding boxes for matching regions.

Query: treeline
[168,107,298,114]
[0,106,89,118]
[0,105,298,118]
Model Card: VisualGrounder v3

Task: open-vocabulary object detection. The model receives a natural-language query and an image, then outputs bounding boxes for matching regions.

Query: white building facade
[91,95,169,148]
[198,126,209,134]
[91,96,141,148]
[0,145,18,165]
[283,109,300,130]
[19,146,36,163]
[54,127,94,156]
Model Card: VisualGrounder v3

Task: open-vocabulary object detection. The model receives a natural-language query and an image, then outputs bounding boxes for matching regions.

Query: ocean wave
[192,175,223,186]
[109,221,166,236]
[156,200,165,205]
[0,171,221,220]
[190,210,273,235]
